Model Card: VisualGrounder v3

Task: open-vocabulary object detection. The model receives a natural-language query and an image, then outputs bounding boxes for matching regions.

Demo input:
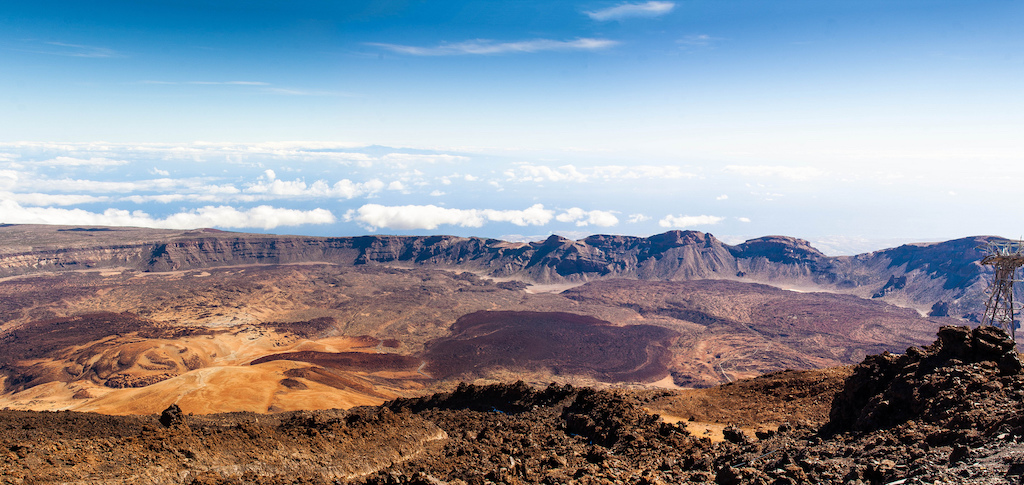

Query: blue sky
[1,1,1023,254]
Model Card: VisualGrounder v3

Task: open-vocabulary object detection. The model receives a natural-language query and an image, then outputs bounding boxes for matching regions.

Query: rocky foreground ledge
[3,326,1024,484]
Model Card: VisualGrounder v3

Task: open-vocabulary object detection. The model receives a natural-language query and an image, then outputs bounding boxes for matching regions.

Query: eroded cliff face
[146,237,362,272]
[0,225,1002,320]
[0,245,152,275]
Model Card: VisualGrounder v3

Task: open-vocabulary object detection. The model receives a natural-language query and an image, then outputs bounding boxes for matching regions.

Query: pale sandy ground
[647,375,684,389]
[0,330,425,415]
[522,282,585,294]
[658,413,759,443]
[0,360,419,415]
[82,361,403,415]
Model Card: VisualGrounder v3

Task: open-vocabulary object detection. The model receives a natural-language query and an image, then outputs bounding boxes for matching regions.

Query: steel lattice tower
[981,241,1024,342]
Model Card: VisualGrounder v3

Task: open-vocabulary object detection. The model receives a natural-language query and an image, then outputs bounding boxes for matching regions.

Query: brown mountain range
[0,224,1002,319]
[0,224,994,414]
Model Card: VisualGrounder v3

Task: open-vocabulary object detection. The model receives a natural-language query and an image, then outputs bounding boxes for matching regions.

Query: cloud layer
[0,141,781,238]
[0,200,335,230]
[345,204,556,230]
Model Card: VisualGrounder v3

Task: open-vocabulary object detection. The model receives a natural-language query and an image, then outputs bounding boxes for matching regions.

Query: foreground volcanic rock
[4,326,1024,484]
[0,406,448,484]
[826,325,1023,434]
[716,325,1024,484]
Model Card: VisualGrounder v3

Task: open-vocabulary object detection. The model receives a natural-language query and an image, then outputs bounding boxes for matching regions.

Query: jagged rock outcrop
[826,325,1024,435]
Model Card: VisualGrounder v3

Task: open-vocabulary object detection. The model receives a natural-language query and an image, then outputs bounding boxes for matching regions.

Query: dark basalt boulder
[159,403,185,428]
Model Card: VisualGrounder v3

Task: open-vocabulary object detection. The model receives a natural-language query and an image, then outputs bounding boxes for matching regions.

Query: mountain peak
[730,235,825,263]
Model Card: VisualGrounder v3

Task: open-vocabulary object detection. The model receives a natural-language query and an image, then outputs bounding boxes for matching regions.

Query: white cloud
[366,38,617,56]
[39,156,129,167]
[34,177,242,196]
[160,205,335,230]
[380,153,469,164]
[345,204,554,231]
[556,208,619,227]
[556,208,587,224]
[738,217,751,223]
[498,234,550,243]
[464,174,478,181]
[716,194,729,200]
[0,166,241,197]
[590,165,696,180]
[1,192,107,206]
[331,179,386,198]
[586,1,675,21]
[0,200,334,230]
[724,165,824,181]
[387,181,406,191]
[244,177,385,199]
[658,214,725,228]
[429,190,446,196]
[31,178,178,193]
[0,142,475,205]
[346,204,485,230]
[0,141,466,168]
[0,170,18,190]
[511,164,588,182]
[122,194,187,204]
[483,204,555,226]
[509,164,695,183]
[628,213,650,223]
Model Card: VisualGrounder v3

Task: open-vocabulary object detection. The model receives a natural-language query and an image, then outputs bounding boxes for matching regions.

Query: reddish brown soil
[251,351,421,372]
[565,279,955,386]
[282,367,390,398]
[423,310,679,382]
[0,312,174,364]
[646,366,854,428]
[0,312,215,392]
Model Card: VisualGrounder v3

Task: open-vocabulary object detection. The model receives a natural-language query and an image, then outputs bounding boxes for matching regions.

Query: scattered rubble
[3,325,1024,484]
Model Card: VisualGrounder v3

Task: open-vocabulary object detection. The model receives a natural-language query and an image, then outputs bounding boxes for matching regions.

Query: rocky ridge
[0,225,1004,319]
